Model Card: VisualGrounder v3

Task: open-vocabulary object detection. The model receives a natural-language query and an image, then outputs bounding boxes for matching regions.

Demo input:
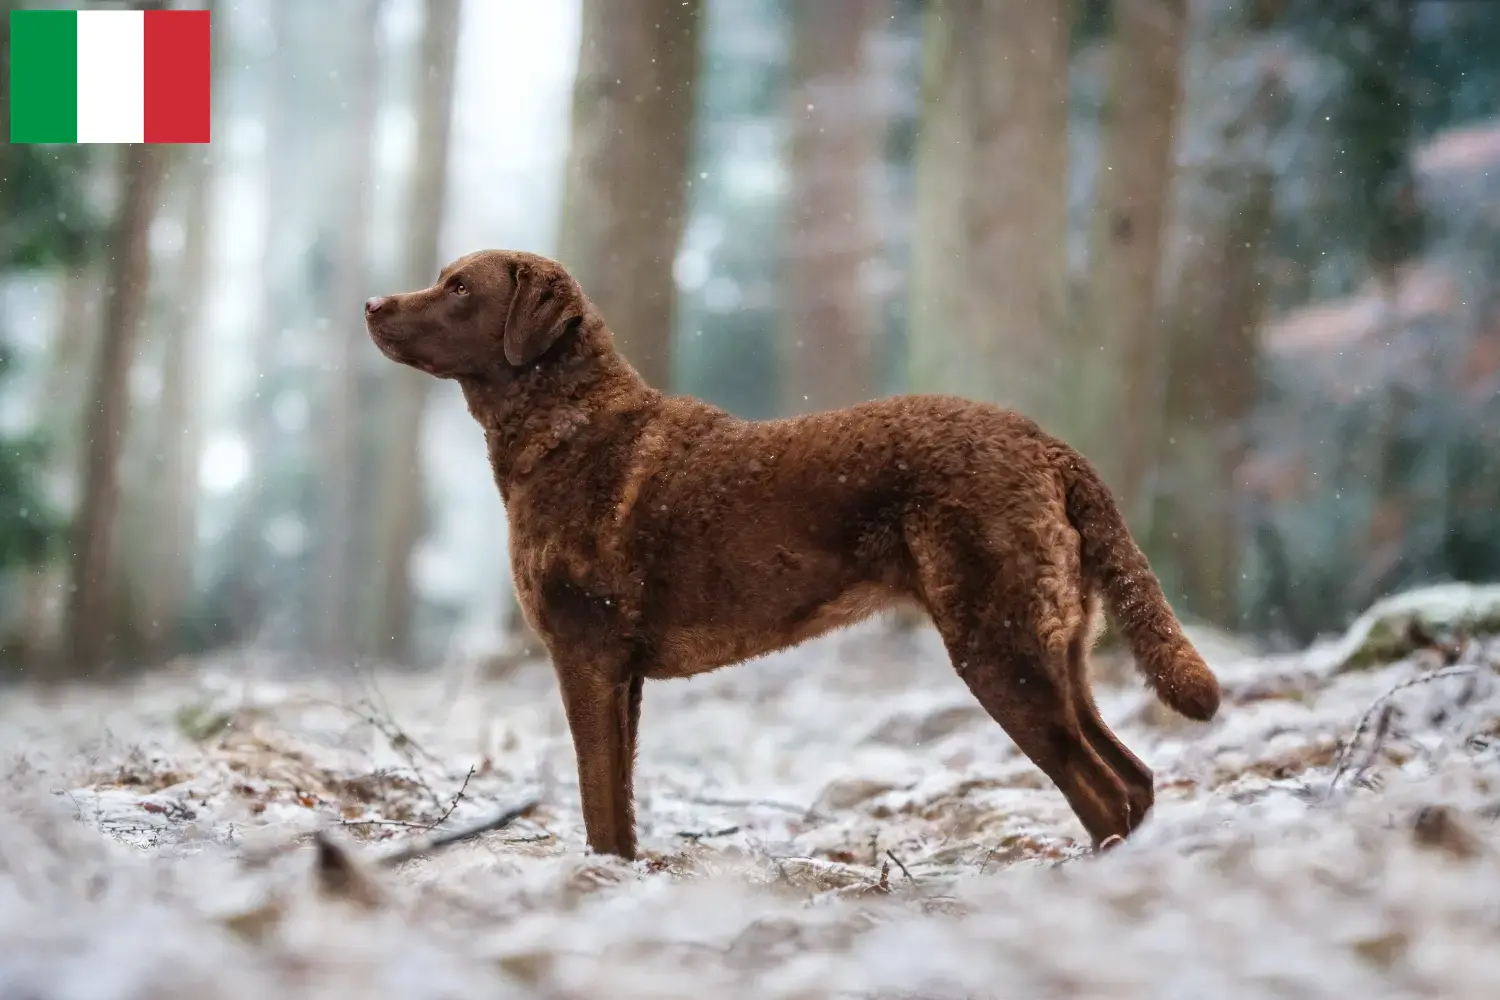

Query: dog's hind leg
[907,519,1134,848]
[1066,592,1155,831]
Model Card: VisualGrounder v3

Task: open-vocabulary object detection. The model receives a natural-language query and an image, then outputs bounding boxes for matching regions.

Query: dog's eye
[451,280,468,296]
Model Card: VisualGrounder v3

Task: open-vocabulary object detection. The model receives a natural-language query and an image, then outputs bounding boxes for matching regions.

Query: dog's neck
[457,314,657,501]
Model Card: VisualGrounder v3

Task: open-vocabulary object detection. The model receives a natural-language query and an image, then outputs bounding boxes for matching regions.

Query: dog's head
[364,250,585,378]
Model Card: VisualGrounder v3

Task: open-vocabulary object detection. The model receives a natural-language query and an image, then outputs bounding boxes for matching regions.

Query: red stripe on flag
[143,10,211,143]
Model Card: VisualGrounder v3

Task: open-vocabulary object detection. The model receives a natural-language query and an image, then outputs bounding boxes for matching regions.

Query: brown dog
[364,249,1222,860]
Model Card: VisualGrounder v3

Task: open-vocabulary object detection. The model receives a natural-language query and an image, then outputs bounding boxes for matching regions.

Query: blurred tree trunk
[908,0,1070,429]
[18,270,100,669]
[44,273,100,469]
[371,0,461,663]
[1149,71,1284,629]
[1150,168,1272,628]
[138,153,208,657]
[1080,0,1189,521]
[317,0,381,660]
[778,0,886,415]
[64,145,169,672]
[555,0,703,392]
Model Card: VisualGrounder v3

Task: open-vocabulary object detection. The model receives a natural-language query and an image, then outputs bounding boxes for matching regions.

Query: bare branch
[885,849,914,883]
[374,797,540,868]
[429,765,476,830]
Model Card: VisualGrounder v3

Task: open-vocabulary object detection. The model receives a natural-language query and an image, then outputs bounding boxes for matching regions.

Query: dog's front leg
[555,663,638,860]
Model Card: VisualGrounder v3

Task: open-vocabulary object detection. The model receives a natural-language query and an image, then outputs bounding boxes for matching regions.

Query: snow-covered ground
[3,593,1500,999]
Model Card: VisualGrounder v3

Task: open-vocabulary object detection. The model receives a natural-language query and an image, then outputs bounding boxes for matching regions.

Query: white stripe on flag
[76,10,145,143]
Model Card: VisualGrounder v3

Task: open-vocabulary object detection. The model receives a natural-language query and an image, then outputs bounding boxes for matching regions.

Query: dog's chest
[508,504,640,642]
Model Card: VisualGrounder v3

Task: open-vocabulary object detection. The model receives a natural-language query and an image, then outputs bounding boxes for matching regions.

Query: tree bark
[555,0,704,393]
[372,0,461,663]
[1149,51,1286,629]
[908,0,1070,428]
[317,0,381,660]
[64,145,169,672]
[18,269,99,670]
[139,155,207,656]
[1081,0,1189,519]
[1150,165,1273,628]
[778,0,886,415]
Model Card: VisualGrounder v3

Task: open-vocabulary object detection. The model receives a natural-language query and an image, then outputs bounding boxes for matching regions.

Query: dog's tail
[1056,445,1221,721]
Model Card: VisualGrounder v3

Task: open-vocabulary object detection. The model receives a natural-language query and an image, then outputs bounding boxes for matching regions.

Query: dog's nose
[364,296,387,316]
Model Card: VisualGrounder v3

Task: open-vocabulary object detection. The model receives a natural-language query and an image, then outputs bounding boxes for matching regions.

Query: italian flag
[9,8,210,144]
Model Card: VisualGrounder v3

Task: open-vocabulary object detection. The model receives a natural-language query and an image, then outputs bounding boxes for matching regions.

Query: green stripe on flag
[9,10,79,143]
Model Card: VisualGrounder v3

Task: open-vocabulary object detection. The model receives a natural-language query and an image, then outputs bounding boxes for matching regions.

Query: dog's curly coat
[365,249,1222,860]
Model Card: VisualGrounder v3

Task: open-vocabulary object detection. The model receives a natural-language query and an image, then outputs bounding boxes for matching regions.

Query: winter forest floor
[4,586,1500,999]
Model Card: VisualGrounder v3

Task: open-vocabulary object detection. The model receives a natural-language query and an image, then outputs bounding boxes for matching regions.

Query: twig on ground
[885,849,914,884]
[429,765,476,829]
[675,825,742,841]
[375,796,540,868]
[1325,664,1482,801]
[339,818,436,832]
[500,832,551,844]
[1344,702,1395,793]
[335,763,477,835]
[679,793,821,821]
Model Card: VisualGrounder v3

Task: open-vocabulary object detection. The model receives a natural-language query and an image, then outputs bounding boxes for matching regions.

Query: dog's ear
[502,264,577,367]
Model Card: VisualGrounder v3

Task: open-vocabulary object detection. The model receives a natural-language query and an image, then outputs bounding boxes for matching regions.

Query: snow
[2,601,1500,999]
[1320,582,1500,673]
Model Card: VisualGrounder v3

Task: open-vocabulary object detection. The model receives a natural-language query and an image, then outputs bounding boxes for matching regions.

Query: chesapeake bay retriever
[364,249,1222,860]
